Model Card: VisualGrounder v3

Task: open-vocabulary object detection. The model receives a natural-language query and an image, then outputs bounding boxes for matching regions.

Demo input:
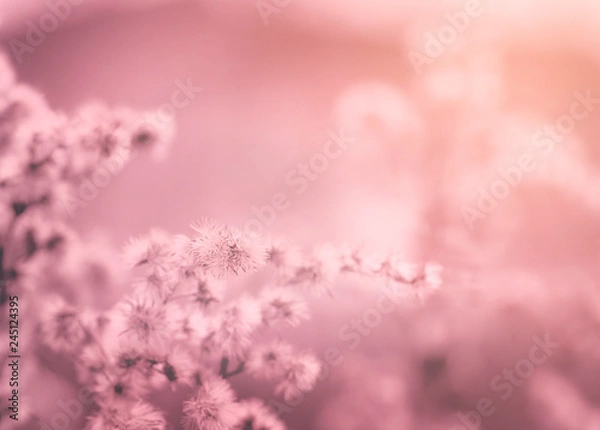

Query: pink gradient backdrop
[3,0,600,429]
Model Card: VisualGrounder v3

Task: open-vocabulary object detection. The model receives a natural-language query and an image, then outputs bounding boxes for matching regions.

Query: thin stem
[219,357,229,378]
[0,216,19,305]
[219,357,246,379]
[0,247,5,305]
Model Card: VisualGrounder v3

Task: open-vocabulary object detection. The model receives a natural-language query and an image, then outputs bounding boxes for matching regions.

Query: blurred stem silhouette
[0,215,19,306]
[219,357,246,379]
[0,246,6,305]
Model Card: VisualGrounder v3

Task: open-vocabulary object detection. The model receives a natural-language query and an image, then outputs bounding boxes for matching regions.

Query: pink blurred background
[4,0,600,428]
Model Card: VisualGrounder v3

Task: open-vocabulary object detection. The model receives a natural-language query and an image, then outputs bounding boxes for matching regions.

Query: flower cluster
[59,218,442,429]
[0,52,444,429]
[78,220,322,429]
[0,51,174,309]
[0,51,173,424]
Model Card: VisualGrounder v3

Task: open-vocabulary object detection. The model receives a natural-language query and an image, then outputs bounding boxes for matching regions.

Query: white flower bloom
[182,377,239,430]
[85,401,166,430]
[190,219,267,278]
[259,287,309,327]
[116,295,171,348]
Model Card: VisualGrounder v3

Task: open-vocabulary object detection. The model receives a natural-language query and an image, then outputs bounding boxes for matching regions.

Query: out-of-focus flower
[259,287,309,327]
[92,366,150,406]
[75,344,109,383]
[116,295,171,348]
[247,341,294,381]
[233,398,286,430]
[409,261,443,303]
[113,345,145,373]
[123,228,174,269]
[170,268,225,310]
[39,295,93,354]
[274,350,321,403]
[133,266,178,302]
[129,112,176,161]
[190,219,267,278]
[178,311,210,344]
[12,211,74,258]
[11,112,70,180]
[181,377,239,430]
[65,102,133,176]
[0,84,49,128]
[18,230,125,305]
[281,243,341,294]
[386,255,420,283]
[205,297,262,359]
[265,238,303,269]
[170,233,197,279]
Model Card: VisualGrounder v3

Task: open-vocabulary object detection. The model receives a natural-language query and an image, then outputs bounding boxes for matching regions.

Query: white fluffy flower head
[182,377,239,430]
[190,219,267,278]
